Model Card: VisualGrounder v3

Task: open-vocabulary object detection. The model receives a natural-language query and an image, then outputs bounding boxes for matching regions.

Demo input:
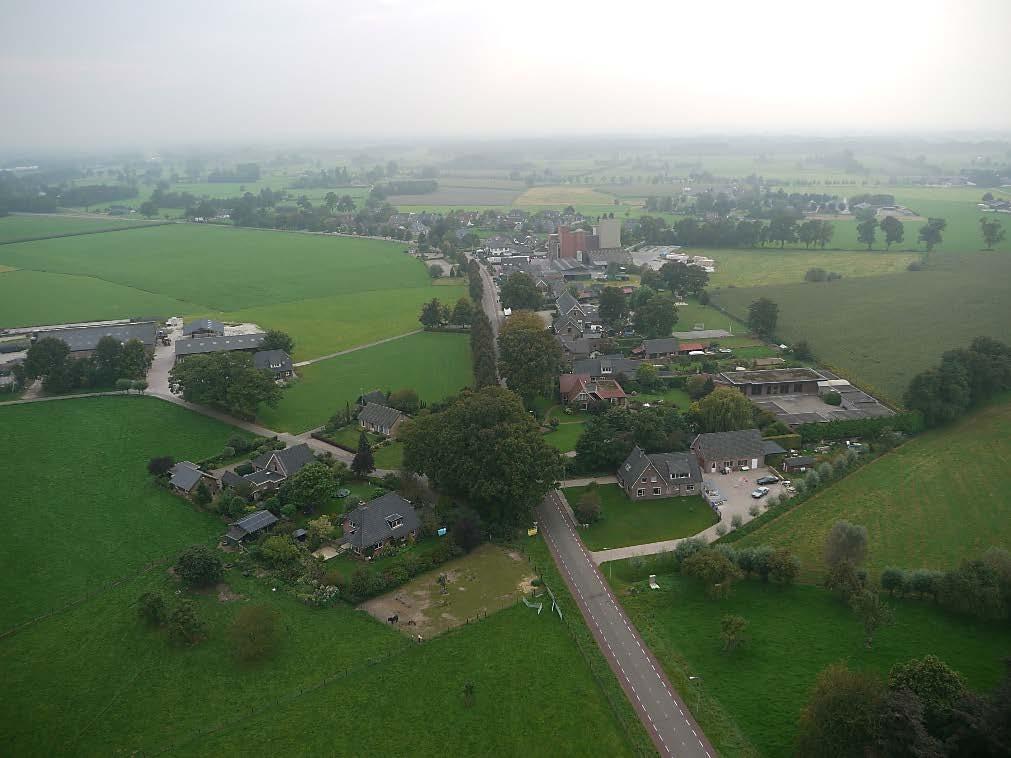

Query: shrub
[822,391,842,406]
[147,456,175,477]
[716,523,728,537]
[168,601,207,646]
[748,504,760,517]
[175,545,223,587]
[730,513,743,530]
[280,503,297,519]
[229,605,281,663]
[220,446,236,459]
[804,267,828,282]
[227,435,251,453]
[805,469,821,489]
[816,462,834,481]
[575,489,602,524]
[881,567,907,596]
[674,537,708,567]
[137,592,167,626]
[235,462,254,476]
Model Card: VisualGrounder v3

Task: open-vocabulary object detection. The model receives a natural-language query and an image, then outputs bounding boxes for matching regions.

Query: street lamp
[688,675,702,712]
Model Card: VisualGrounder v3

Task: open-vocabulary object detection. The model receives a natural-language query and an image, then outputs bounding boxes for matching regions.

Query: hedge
[795,411,923,444]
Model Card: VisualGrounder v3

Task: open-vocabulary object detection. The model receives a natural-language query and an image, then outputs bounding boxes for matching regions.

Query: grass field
[0,213,154,243]
[0,396,252,629]
[514,185,618,206]
[615,573,1011,758]
[710,253,1011,403]
[706,248,917,288]
[564,484,717,551]
[735,397,1011,581]
[544,421,585,452]
[632,386,694,409]
[373,441,405,469]
[258,331,472,433]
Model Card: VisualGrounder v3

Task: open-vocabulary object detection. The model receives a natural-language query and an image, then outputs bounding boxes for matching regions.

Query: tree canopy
[169,352,282,419]
[692,386,755,432]
[497,312,561,403]
[500,272,541,310]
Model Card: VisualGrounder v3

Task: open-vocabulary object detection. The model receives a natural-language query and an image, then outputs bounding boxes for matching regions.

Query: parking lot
[704,466,788,527]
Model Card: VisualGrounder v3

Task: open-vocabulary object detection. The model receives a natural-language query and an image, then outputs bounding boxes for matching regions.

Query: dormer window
[386,514,404,530]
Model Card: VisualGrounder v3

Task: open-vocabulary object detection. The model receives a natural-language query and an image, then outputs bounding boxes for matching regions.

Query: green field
[735,397,1011,581]
[0,396,252,629]
[544,421,585,452]
[710,253,1011,403]
[258,331,472,433]
[564,484,717,551]
[614,573,1011,757]
[706,248,917,289]
[373,441,405,469]
[0,213,155,243]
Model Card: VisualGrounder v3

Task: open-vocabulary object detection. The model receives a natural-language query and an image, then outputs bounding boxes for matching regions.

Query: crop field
[514,185,618,206]
[711,253,1011,403]
[388,187,521,206]
[0,396,253,629]
[257,331,472,433]
[615,573,1011,758]
[735,397,1011,581]
[705,248,917,288]
[0,213,155,243]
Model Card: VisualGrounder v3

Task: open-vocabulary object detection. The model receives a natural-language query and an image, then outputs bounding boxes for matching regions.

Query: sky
[2,0,1010,149]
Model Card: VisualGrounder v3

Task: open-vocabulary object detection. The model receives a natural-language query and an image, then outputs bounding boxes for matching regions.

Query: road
[538,490,714,758]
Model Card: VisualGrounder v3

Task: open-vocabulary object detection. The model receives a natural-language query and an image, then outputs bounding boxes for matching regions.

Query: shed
[782,455,817,472]
[224,509,279,544]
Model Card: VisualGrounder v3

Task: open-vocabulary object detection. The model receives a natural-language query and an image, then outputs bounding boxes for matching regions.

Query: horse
[387,614,399,624]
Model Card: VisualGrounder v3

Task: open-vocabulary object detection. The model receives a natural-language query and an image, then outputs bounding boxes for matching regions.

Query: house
[782,455,816,473]
[559,374,627,409]
[182,319,225,338]
[616,445,702,500]
[174,333,266,359]
[253,350,294,380]
[168,461,219,496]
[691,429,767,473]
[715,367,825,397]
[342,492,421,557]
[357,389,387,406]
[571,354,642,380]
[251,443,316,480]
[556,333,603,362]
[35,321,157,357]
[224,509,279,545]
[555,290,586,319]
[358,403,406,437]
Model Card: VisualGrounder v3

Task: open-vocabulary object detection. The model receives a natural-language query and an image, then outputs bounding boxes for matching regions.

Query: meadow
[0,213,154,243]
[614,573,1011,757]
[734,397,1011,581]
[514,185,618,206]
[710,253,1011,403]
[0,396,253,629]
[258,331,472,433]
[705,248,917,288]
[563,485,717,551]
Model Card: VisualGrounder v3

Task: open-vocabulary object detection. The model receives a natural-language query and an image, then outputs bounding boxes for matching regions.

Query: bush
[147,456,175,477]
[716,523,728,536]
[235,462,254,476]
[748,504,760,517]
[168,601,207,646]
[229,605,281,663]
[822,391,842,406]
[805,469,821,489]
[137,592,167,626]
[228,435,251,453]
[881,567,907,597]
[175,545,223,587]
[730,513,743,530]
[816,462,834,481]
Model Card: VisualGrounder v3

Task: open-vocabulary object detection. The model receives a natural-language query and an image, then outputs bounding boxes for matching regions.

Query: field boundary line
[293,329,424,366]
[0,219,174,246]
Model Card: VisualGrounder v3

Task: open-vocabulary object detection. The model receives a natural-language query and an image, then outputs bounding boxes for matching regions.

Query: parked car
[717,348,733,354]
[756,475,779,485]
[751,487,770,499]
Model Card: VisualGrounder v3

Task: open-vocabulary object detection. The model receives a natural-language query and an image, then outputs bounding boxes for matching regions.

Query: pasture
[0,213,154,243]
[0,396,253,629]
[514,185,618,206]
[614,573,1011,758]
[387,186,520,206]
[563,485,717,551]
[735,397,1011,581]
[705,248,917,288]
[257,331,472,433]
[710,253,1011,403]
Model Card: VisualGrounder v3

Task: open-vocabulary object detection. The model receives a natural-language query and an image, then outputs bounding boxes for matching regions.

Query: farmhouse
[617,445,702,500]
[224,509,279,545]
[253,349,293,380]
[691,429,766,473]
[635,337,707,359]
[342,492,421,557]
[716,367,825,397]
[559,373,627,409]
[571,354,642,380]
[358,403,406,437]
[168,461,219,496]
[34,321,157,357]
[182,319,224,338]
[174,333,265,358]
[556,290,587,318]
[251,443,315,480]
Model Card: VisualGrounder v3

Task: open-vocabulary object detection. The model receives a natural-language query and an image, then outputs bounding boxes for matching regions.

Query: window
[624,463,631,471]
[637,488,645,497]
[653,487,662,495]
[686,484,695,492]
[386,514,404,530]
[346,522,357,535]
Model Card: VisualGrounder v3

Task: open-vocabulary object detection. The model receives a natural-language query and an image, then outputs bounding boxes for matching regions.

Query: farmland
[613,573,1011,758]
[734,396,1011,581]
[710,253,1011,403]
[0,213,155,243]
[514,185,618,206]
[0,396,253,629]
[257,331,472,433]
[706,248,917,288]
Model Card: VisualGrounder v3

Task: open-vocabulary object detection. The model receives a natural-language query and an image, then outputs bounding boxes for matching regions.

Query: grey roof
[344,493,420,550]
[784,455,816,467]
[358,389,386,405]
[557,335,601,357]
[619,446,702,484]
[36,321,157,352]
[691,429,766,462]
[718,368,825,385]
[253,350,293,374]
[251,443,315,477]
[762,439,787,456]
[244,469,286,486]
[175,333,265,356]
[358,403,405,430]
[671,329,731,340]
[573,354,641,377]
[220,470,245,488]
[585,248,632,265]
[183,318,224,336]
[228,509,278,538]
[641,337,682,354]
[556,290,582,316]
[169,461,205,492]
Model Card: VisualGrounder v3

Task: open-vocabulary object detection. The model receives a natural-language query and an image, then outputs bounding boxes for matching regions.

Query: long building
[34,321,158,356]
[174,333,265,359]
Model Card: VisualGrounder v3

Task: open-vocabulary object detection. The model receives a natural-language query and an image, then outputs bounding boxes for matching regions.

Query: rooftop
[718,368,825,384]
[175,333,266,356]
[36,321,157,352]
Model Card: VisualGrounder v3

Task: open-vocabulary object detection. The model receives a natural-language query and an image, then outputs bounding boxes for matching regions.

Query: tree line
[20,336,150,394]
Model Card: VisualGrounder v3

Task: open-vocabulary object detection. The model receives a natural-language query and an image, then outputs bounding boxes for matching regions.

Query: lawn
[734,397,1011,582]
[563,484,718,551]
[544,421,585,452]
[632,386,693,409]
[0,396,253,629]
[0,213,155,243]
[257,331,472,433]
[325,424,383,450]
[705,248,917,288]
[710,253,1011,404]
[614,573,1011,757]
[373,441,404,469]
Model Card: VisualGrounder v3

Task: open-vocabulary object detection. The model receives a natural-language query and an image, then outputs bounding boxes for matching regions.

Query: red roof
[679,341,707,352]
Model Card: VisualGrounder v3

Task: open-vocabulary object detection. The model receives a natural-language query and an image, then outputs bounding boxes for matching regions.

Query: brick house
[616,445,703,500]
[691,429,766,473]
[559,374,627,410]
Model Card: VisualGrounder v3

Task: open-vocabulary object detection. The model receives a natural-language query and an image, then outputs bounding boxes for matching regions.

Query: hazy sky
[2,0,1010,149]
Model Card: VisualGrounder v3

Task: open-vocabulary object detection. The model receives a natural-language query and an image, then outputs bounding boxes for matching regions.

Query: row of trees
[21,335,150,394]
[418,297,474,328]
[467,261,498,388]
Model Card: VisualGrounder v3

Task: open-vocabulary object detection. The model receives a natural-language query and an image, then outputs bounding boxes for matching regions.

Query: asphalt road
[538,490,714,758]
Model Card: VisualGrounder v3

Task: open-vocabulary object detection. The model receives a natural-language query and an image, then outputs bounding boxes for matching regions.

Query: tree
[918,217,947,252]
[888,655,967,729]
[229,604,281,663]
[175,545,223,587]
[633,291,678,338]
[194,481,212,506]
[874,687,943,758]
[428,263,443,279]
[137,592,167,626]
[259,535,303,574]
[283,461,337,513]
[401,387,563,527]
[693,386,755,432]
[306,514,335,548]
[139,200,159,218]
[93,335,124,385]
[261,330,294,354]
[796,663,886,758]
[497,313,561,404]
[451,513,484,552]
[793,340,813,360]
[351,431,375,477]
[419,298,447,328]
[24,336,69,380]
[857,217,879,250]
[470,312,498,388]
[387,388,420,414]
[682,549,741,597]
[148,455,175,476]
[881,215,905,250]
[720,614,748,652]
[575,487,602,524]
[598,286,628,327]
[635,362,659,391]
[747,298,779,338]
[500,272,541,310]
[768,215,798,248]
[686,374,715,400]
[980,217,1006,250]
[449,297,474,326]
[767,548,800,584]
[904,361,971,427]
[850,588,894,649]
[825,520,868,569]
[168,600,208,646]
[169,352,281,419]
[323,191,338,213]
[119,338,150,378]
